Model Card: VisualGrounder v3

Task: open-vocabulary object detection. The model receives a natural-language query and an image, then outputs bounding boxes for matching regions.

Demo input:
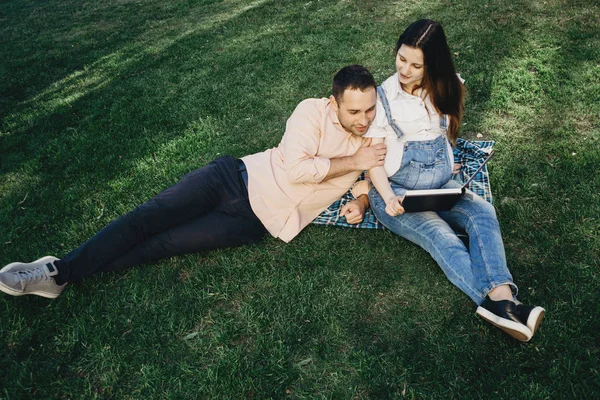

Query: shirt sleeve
[364,124,388,138]
[351,179,371,198]
[281,100,331,184]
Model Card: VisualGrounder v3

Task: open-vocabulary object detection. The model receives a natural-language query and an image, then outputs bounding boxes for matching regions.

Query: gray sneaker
[1,255,59,273]
[0,257,66,299]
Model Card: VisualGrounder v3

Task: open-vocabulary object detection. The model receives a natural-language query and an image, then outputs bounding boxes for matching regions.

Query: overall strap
[377,85,449,137]
[376,86,405,141]
[440,114,449,130]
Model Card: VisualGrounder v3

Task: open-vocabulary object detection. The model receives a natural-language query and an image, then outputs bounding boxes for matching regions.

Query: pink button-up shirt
[242,98,370,242]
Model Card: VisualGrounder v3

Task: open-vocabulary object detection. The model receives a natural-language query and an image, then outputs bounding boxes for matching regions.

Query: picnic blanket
[312,139,494,230]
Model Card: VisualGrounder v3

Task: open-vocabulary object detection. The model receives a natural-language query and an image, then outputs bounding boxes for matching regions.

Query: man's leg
[100,206,267,274]
[0,156,257,297]
[54,156,246,283]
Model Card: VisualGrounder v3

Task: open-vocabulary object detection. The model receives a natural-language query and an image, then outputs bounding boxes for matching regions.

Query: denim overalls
[368,86,517,305]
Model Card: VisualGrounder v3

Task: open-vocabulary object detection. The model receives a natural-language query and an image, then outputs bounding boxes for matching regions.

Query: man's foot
[517,304,545,337]
[0,257,66,299]
[1,255,59,273]
[476,298,532,342]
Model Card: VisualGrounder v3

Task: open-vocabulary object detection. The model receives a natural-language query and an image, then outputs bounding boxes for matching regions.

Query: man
[0,65,386,299]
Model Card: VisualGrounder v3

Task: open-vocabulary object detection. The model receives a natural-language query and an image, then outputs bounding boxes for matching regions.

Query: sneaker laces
[16,266,52,283]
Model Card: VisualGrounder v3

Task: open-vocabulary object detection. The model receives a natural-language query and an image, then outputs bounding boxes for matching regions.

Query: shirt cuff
[313,156,331,183]
[351,179,371,198]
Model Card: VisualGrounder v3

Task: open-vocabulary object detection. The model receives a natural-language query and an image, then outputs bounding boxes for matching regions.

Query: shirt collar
[385,73,425,101]
[386,73,403,100]
[326,97,341,126]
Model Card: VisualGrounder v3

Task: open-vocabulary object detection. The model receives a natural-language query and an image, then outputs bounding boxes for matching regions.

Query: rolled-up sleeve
[351,179,371,198]
[282,100,331,183]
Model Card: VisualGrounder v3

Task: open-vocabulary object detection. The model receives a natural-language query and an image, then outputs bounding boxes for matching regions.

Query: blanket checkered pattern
[311,139,494,229]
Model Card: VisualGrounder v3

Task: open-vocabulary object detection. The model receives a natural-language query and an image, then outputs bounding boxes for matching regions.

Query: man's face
[331,87,377,136]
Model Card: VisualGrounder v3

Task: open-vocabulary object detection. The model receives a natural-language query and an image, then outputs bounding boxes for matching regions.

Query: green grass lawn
[1,0,599,398]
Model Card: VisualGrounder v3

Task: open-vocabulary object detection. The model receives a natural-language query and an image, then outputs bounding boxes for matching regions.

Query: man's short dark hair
[332,65,377,103]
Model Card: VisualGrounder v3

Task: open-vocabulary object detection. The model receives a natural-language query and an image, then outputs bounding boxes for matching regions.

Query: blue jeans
[55,156,267,283]
[369,137,517,305]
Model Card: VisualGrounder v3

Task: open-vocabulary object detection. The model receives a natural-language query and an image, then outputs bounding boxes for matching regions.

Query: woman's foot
[516,304,545,336]
[476,298,532,342]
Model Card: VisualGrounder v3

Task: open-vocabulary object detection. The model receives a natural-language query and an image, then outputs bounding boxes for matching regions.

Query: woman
[366,19,545,341]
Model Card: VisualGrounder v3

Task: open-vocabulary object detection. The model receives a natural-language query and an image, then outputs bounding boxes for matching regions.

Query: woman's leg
[434,183,543,341]
[437,181,517,303]
[369,186,485,304]
[369,184,537,341]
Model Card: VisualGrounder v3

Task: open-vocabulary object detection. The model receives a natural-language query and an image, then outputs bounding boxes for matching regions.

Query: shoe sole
[0,281,62,299]
[476,306,533,342]
[0,256,63,299]
[527,307,545,336]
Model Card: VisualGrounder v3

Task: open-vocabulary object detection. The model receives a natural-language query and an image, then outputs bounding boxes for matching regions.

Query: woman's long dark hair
[395,19,464,144]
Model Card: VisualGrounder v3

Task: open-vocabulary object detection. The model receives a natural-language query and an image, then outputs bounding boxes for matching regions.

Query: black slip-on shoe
[517,304,545,337]
[476,298,533,342]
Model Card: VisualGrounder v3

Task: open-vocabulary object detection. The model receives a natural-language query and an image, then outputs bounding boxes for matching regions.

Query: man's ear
[330,95,339,113]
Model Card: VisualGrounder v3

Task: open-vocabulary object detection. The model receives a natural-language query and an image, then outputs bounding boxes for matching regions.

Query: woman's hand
[385,196,405,216]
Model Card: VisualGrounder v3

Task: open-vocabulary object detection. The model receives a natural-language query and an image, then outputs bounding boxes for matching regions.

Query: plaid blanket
[311,139,494,229]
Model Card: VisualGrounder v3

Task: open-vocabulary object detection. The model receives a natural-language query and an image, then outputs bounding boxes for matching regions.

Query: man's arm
[323,142,386,182]
[282,100,386,184]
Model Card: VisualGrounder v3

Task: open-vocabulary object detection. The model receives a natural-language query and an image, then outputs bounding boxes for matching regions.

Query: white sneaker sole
[476,306,533,342]
[526,307,546,336]
[0,281,62,299]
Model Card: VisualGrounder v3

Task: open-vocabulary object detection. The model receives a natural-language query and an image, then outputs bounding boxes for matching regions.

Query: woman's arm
[368,138,405,217]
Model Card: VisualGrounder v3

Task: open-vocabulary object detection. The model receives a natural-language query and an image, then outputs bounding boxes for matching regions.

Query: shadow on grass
[1,0,599,398]
[1,0,356,252]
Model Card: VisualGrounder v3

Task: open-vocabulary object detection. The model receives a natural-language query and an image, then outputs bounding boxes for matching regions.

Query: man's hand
[325,143,387,182]
[385,196,405,217]
[341,194,369,224]
[352,143,387,170]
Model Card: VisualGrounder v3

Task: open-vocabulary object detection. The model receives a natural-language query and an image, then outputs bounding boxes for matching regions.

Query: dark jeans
[55,156,267,283]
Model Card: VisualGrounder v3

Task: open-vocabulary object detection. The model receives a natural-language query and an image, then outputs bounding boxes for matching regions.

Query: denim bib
[376,86,452,190]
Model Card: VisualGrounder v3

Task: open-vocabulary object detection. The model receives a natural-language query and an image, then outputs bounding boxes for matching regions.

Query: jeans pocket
[435,147,446,164]
[407,160,437,189]
[409,159,454,190]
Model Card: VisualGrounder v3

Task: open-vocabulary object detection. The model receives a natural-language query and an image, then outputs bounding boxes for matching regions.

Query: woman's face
[396,44,425,91]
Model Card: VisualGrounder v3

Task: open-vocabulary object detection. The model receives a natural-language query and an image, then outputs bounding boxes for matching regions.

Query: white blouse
[365,73,463,177]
